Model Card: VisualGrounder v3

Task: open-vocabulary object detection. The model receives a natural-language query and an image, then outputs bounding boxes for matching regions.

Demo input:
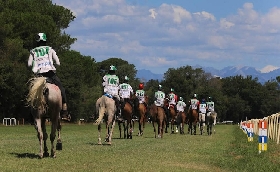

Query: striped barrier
[247,123,253,142]
[258,120,268,153]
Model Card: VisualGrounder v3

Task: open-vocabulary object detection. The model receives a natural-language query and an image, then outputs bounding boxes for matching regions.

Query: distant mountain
[136,69,164,82]
[136,66,280,84]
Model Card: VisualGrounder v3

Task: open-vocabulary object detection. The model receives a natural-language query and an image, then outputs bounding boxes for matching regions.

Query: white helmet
[36,33,47,42]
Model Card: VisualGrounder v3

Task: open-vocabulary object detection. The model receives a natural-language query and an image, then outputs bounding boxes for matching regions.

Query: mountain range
[136,66,280,84]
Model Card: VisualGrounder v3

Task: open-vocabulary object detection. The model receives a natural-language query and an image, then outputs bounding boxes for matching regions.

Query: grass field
[0,123,279,172]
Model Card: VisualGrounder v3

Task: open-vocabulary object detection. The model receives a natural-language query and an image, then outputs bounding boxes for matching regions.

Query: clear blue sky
[53,0,280,74]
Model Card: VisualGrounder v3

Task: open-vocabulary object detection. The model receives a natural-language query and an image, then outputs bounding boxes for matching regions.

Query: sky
[52,0,280,74]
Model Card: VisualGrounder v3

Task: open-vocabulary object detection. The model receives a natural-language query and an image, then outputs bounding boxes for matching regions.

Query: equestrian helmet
[36,33,47,42]
[124,76,129,81]
[139,83,144,90]
[179,97,183,101]
[193,94,197,98]
[170,88,174,92]
[208,96,212,100]
[158,84,162,90]
[109,65,117,71]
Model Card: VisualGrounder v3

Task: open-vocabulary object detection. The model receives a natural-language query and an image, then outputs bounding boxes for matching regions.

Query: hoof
[43,152,49,158]
[107,142,112,145]
[56,142,62,150]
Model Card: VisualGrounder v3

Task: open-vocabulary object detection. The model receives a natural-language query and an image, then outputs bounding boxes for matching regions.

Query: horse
[187,108,199,135]
[95,95,117,145]
[26,76,62,158]
[206,111,217,135]
[164,98,177,134]
[198,112,206,135]
[176,111,187,134]
[133,95,149,136]
[149,104,166,138]
[118,100,133,139]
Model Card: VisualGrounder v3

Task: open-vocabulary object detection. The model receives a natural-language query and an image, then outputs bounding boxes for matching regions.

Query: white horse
[27,77,62,158]
[199,112,206,135]
[95,95,117,145]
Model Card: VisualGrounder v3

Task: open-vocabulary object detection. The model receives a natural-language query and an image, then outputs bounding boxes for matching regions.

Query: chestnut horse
[118,101,133,139]
[164,98,177,133]
[133,95,149,136]
[26,77,62,158]
[187,108,199,135]
[149,104,166,138]
[176,111,187,134]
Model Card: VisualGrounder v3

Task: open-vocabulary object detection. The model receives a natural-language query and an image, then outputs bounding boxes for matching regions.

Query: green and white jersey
[154,91,165,107]
[102,74,119,96]
[28,46,60,73]
[199,103,207,114]
[190,98,199,110]
[176,100,186,112]
[119,83,133,98]
[135,90,145,103]
[206,101,214,112]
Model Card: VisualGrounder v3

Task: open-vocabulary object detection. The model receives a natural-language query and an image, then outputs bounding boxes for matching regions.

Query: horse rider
[154,85,169,125]
[102,65,121,118]
[167,88,178,123]
[206,96,215,115]
[28,33,70,121]
[199,98,207,115]
[135,82,148,113]
[176,97,186,113]
[118,76,134,120]
[189,93,200,112]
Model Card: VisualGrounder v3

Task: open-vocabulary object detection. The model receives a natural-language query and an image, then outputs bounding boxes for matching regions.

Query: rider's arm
[50,48,60,66]
[28,52,34,67]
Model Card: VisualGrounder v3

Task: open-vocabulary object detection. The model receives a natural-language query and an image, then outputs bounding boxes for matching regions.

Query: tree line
[1,0,280,123]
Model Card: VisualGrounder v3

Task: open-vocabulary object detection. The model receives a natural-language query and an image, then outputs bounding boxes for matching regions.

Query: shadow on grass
[10,152,40,159]
[87,142,113,146]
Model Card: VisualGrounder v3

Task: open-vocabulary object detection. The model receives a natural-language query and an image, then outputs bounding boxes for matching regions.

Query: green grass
[0,123,279,172]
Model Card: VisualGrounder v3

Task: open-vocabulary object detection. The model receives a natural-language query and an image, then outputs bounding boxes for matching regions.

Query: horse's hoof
[107,142,112,145]
[98,142,102,145]
[56,142,62,150]
[43,152,49,157]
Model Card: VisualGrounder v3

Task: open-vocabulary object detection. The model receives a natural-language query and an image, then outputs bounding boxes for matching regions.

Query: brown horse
[133,95,149,136]
[176,111,187,134]
[187,108,199,135]
[118,101,133,139]
[149,104,166,138]
[26,77,62,158]
[164,98,177,133]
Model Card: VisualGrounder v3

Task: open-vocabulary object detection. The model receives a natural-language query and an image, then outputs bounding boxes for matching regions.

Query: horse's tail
[95,96,106,125]
[26,77,47,112]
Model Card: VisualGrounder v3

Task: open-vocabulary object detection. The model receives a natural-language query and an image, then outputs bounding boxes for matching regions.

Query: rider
[199,98,207,114]
[135,82,148,111]
[119,76,134,113]
[154,85,169,125]
[102,65,121,118]
[189,93,200,112]
[167,88,178,111]
[27,33,70,121]
[206,96,215,114]
[176,97,186,113]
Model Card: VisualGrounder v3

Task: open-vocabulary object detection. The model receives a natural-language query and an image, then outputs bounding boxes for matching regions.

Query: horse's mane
[26,77,47,112]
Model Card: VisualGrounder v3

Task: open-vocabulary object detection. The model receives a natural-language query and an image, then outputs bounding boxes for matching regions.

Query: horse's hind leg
[41,118,49,157]
[98,124,102,145]
[34,118,44,158]
[50,119,58,158]
[56,119,62,150]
